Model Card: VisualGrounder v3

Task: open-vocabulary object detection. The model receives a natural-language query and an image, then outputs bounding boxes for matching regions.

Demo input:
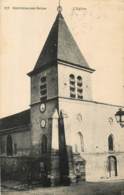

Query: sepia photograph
[0,0,124,194]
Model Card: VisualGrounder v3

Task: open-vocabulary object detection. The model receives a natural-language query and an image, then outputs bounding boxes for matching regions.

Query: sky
[0,0,124,117]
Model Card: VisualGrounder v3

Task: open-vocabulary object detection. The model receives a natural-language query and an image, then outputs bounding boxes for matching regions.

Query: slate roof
[0,109,30,131]
[29,11,94,75]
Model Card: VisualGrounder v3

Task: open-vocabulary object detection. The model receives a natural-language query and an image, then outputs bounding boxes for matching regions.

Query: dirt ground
[1,180,124,195]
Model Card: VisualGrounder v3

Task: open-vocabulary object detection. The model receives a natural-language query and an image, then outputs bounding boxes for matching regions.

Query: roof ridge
[0,109,30,120]
[0,109,30,131]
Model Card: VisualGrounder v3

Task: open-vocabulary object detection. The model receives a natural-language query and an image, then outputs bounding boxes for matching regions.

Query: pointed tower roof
[28,11,94,76]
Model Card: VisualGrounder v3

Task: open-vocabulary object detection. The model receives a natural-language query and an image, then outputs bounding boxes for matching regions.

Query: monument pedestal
[50,110,60,186]
[50,151,60,186]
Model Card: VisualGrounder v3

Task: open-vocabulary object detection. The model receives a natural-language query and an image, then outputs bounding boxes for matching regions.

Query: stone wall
[0,129,31,157]
[58,98,124,181]
[0,156,51,185]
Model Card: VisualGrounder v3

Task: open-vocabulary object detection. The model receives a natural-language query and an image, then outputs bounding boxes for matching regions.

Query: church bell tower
[28,4,95,185]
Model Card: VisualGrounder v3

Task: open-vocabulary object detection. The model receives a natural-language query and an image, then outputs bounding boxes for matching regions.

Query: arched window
[75,132,84,153]
[14,143,17,155]
[108,156,117,177]
[40,76,47,101]
[41,135,47,153]
[0,137,5,154]
[78,132,84,152]
[69,74,76,98]
[108,134,114,151]
[77,76,83,99]
[7,135,13,156]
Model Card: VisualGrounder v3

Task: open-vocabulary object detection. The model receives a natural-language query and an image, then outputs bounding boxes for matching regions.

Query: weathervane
[57,0,62,12]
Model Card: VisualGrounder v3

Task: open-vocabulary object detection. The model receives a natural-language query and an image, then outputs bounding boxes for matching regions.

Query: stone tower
[28,9,94,184]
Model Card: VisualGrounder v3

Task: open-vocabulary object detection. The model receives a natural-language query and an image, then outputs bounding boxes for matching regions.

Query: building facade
[0,9,124,185]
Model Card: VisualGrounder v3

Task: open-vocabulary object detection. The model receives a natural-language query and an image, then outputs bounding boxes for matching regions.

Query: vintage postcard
[0,0,124,194]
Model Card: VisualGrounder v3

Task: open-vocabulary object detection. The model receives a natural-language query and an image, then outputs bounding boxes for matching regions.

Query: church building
[0,6,124,185]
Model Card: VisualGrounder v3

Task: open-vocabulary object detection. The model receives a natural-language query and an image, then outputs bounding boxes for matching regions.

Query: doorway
[108,156,117,177]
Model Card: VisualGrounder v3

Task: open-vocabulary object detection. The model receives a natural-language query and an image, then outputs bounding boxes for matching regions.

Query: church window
[40,89,47,96]
[14,143,17,155]
[41,77,46,82]
[69,74,76,98]
[77,76,83,99]
[7,135,13,156]
[40,76,47,101]
[0,138,5,154]
[40,84,47,90]
[108,134,114,151]
[41,135,47,153]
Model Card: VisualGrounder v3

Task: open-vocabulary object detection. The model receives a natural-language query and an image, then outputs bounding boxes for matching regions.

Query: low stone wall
[0,156,44,183]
